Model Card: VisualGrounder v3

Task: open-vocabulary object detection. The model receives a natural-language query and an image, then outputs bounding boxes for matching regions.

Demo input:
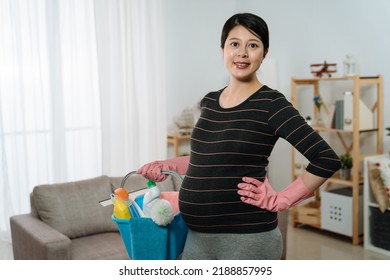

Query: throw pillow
[368,161,390,213]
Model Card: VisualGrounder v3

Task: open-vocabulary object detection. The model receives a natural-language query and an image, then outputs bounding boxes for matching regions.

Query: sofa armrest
[10,214,72,260]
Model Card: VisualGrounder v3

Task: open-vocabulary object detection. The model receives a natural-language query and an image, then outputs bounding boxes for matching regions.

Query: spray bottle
[111,192,132,220]
[142,180,160,217]
[112,187,145,218]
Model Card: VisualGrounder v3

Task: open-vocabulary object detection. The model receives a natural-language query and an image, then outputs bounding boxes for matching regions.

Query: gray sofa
[10,173,288,260]
[10,173,182,260]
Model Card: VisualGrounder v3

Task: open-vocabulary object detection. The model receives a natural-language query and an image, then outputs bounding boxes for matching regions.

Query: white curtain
[0,0,167,245]
[94,0,167,176]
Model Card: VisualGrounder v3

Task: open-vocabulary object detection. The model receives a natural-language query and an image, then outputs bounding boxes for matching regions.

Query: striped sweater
[178,85,341,234]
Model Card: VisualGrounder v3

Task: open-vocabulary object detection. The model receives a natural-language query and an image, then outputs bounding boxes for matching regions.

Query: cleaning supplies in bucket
[113,195,188,260]
[143,180,160,217]
[111,192,131,220]
[111,170,188,260]
[111,187,145,219]
[143,180,175,226]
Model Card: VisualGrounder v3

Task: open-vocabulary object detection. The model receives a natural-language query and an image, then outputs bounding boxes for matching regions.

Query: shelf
[291,75,383,245]
[327,174,363,187]
[291,75,381,84]
[294,201,321,228]
[167,134,191,157]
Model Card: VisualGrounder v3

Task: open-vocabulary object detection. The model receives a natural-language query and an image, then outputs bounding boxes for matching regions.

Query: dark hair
[220,13,269,51]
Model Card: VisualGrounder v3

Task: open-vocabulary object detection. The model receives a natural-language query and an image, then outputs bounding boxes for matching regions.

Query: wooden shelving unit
[167,134,191,157]
[290,75,383,245]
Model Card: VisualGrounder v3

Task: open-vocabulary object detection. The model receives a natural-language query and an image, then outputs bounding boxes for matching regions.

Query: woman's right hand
[137,160,173,182]
[137,156,190,182]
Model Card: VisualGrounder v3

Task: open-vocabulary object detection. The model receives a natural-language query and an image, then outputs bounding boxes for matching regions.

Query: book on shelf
[335,99,344,129]
[326,103,336,129]
[331,92,374,130]
[343,91,374,130]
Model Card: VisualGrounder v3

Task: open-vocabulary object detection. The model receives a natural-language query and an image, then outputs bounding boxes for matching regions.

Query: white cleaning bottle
[143,180,160,217]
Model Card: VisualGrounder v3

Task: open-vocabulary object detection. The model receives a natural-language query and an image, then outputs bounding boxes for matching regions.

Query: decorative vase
[313,108,325,128]
[339,168,351,180]
[343,55,357,76]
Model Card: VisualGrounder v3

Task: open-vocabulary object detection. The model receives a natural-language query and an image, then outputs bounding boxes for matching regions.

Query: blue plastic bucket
[112,194,188,260]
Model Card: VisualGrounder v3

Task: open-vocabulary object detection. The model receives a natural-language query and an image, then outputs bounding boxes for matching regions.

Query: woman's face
[222,25,266,82]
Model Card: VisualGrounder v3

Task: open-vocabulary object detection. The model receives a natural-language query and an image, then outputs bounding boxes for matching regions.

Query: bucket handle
[120,170,183,189]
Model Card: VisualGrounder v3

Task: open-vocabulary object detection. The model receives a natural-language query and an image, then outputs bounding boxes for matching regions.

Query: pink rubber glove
[137,156,189,182]
[237,177,314,212]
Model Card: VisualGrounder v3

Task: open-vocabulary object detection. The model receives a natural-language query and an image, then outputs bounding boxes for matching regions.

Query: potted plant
[312,96,325,127]
[305,115,312,125]
[339,153,353,180]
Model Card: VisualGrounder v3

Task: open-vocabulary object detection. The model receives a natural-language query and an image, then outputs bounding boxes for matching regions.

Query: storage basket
[369,206,390,251]
[112,170,188,260]
[321,188,363,237]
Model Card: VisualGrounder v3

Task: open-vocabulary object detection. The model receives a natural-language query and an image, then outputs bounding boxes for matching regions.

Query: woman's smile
[234,61,250,69]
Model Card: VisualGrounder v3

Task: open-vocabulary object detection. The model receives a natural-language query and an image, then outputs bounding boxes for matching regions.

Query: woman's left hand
[237,177,279,211]
[237,176,314,212]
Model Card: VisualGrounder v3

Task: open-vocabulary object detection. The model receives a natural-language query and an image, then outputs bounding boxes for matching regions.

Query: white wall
[165,0,236,119]
[165,0,390,188]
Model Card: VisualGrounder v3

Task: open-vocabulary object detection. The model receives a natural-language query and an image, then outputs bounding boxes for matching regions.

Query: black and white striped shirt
[179,85,341,233]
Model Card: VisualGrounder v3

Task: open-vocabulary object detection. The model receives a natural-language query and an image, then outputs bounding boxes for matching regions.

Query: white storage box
[321,188,363,237]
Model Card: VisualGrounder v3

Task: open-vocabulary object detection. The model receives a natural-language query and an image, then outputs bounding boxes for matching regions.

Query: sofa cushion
[71,232,129,260]
[33,176,118,239]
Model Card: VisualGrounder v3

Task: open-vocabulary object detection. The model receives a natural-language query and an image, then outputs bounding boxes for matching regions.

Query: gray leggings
[181,227,282,260]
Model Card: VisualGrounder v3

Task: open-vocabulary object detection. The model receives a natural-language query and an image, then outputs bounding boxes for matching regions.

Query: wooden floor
[286,213,389,260]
